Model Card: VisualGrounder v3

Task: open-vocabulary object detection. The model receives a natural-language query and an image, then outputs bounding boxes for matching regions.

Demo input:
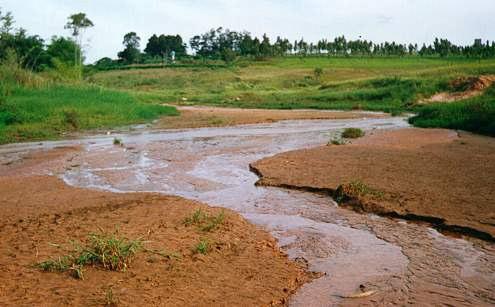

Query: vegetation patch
[35,232,143,279]
[410,85,495,136]
[193,239,210,255]
[342,127,365,138]
[183,208,226,232]
[113,137,123,146]
[0,85,178,144]
[333,180,384,203]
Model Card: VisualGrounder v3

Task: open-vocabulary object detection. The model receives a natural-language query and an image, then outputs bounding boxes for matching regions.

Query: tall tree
[64,12,94,68]
[0,8,14,35]
[118,32,141,64]
[145,34,186,59]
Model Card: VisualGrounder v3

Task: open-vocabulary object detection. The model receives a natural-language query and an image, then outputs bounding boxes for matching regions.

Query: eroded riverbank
[1,112,494,306]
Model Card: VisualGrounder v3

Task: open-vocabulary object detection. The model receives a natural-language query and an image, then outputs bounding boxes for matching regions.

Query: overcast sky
[2,0,494,62]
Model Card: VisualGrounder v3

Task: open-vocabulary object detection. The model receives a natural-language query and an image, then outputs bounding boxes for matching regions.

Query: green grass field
[0,85,177,144]
[1,56,494,145]
[89,57,495,110]
[87,56,495,136]
[410,86,495,136]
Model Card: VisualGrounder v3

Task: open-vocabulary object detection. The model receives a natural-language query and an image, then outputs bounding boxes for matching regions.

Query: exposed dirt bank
[155,106,385,129]
[0,171,312,305]
[251,128,495,240]
[420,75,495,103]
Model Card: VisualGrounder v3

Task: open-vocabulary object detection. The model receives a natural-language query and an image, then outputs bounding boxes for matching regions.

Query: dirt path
[251,128,495,240]
[0,165,311,305]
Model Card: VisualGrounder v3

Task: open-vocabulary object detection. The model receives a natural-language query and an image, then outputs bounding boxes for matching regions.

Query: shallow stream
[1,115,494,306]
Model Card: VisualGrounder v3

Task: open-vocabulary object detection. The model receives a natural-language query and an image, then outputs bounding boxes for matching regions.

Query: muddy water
[2,116,494,306]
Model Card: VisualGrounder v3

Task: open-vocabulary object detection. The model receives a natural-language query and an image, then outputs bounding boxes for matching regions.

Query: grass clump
[35,232,143,279]
[183,208,226,232]
[327,138,345,146]
[113,137,123,146]
[36,256,71,272]
[76,232,142,271]
[104,287,118,307]
[334,180,384,203]
[342,127,365,138]
[194,239,210,255]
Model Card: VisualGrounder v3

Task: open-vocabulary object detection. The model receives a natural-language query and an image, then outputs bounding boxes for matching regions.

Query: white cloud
[2,0,494,62]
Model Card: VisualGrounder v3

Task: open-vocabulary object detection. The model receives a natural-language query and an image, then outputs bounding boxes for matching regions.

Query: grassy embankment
[1,56,494,145]
[0,62,178,145]
[91,56,495,135]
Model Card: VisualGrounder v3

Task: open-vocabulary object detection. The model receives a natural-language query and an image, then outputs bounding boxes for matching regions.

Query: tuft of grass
[104,287,118,306]
[75,232,143,271]
[334,180,384,203]
[62,109,80,129]
[36,256,71,272]
[184,209,226,232]
[327,138,345,146]
[194,239,209,255]
[342,127,365,138]
[35,232,143,279]
[113,137,123,146]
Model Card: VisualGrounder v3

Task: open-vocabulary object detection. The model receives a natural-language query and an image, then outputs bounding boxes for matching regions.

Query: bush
[313,67,323,79]
[342,127,365,138]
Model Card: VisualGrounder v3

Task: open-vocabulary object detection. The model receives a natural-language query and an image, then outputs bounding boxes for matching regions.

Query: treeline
[0,9,80,71]
[0,8,93,83]
[100,27,495,68]
[188,28,495,59]
[2,6,495,73]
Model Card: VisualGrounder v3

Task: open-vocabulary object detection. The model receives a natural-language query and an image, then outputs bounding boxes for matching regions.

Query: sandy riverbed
[251,128,495,240]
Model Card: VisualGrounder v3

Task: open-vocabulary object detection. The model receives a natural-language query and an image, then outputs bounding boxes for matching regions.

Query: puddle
[1,115,494,305]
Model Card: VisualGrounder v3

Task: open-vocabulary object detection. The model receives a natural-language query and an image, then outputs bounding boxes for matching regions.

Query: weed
[69,264,85,280]
[313,67,324,79]
[36,256,71,272]
[104,287,118,306]
[194,239,209,255]
[342,128,365,138]
[184,209,226,232]
[334,180,384,203]
[201,211,225,232]
[63,109,80,129]
[35,232,143,279]
[327,138,345,146]
[77,232,142,271]
[184,208,206,226]
[113,138,123,146]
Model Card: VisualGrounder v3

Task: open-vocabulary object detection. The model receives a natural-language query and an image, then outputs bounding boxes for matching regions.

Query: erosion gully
[1,115,494,306]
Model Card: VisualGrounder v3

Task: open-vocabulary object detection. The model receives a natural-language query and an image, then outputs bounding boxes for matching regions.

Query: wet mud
[1,114,494,306]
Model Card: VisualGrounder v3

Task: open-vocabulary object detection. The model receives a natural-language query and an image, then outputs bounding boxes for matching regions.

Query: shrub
[62,109,80,129]
[313,67,323,79]
[342,127,364,138]
[113,138,123,146]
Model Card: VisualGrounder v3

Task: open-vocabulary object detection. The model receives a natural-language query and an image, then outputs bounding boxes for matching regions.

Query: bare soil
[155,106,385,129]
[0,154,313,306]
[420,75,495,103]
[251,128,495,240]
